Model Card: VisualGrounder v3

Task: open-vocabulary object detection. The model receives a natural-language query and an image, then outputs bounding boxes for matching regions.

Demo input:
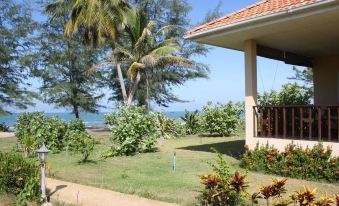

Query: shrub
[105,104,161,156]
[0,151,40,205]
[198,149,248,206]
[240,143,339,182]
[157,113,185,139]
[65,130,95,162]
[181,110,202,135]
[16,113,93,160]
[0,122,9,132]
[16,112,67,154]
[202,101,243,136]
[67,119,86,132]
[199,151,338,206]
[258,83,311,106]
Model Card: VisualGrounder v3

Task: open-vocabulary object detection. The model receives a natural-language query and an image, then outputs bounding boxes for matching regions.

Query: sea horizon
[0,111,186,129]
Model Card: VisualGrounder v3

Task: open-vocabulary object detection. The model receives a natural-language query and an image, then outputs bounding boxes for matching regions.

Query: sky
[21,0,299,113]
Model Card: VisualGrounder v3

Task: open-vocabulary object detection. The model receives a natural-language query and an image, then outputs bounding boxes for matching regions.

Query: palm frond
[127,62,144,80]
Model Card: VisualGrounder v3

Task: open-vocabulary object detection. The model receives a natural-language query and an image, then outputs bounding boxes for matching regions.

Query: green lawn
[0,132,338,206]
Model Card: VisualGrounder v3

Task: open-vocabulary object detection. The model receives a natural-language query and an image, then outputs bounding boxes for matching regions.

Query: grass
[0,132,338,206]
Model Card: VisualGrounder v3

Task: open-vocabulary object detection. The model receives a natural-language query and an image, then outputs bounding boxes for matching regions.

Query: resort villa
[186,0,339,155]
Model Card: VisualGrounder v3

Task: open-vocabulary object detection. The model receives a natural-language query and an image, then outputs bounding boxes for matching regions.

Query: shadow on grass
[177,139,245,159]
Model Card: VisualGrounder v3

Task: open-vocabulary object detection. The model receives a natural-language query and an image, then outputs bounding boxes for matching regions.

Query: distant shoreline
[0,111,185,128]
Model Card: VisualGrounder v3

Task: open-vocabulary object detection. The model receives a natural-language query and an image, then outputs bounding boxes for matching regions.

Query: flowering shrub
[240,143,339,182]
[105,104,161,156]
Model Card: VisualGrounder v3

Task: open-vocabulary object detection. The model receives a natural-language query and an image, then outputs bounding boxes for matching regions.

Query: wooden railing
[253,105,339,142]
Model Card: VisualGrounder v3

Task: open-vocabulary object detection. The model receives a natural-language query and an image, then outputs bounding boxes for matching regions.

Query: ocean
[0,111,185,129]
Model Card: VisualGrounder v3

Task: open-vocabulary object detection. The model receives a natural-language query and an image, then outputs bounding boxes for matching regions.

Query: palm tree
[114,8,194,105]
[46,0,130,101]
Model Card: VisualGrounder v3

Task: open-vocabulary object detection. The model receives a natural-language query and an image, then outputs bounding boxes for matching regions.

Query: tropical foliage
[240,143,339,182]
[202,101,244,136]
[258,83,311,106]
[157,113,185,139]
[0,123,9,132]
[104,0,210,107]
[0,151,40,205]
[181,110,202,135]
[105,104,161,156]
[16,113,94,161]
[199,151,338,206]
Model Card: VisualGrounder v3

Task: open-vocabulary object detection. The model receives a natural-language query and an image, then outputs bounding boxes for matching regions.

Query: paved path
[47,178,179,206]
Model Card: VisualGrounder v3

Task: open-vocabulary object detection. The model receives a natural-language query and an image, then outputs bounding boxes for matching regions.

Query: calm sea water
[0,111,185,129]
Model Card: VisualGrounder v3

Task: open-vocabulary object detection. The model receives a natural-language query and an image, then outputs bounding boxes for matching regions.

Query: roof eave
[185,0,338,40]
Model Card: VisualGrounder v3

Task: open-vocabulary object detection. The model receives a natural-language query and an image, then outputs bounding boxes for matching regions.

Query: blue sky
[24,0,298,113]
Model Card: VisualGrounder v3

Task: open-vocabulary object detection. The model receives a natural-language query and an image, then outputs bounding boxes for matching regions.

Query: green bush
[181,110,202,135]
[67,119,86,132]
[240,143,339,182]
[0,151,40,205]
[157,113,185,139]
[258,83,311,106]
[0,122,9,132]
[105,104,161,156]
[16,113,93,161]
[16,112,67,155]
[202,101,243,136]
[65,130,95,162]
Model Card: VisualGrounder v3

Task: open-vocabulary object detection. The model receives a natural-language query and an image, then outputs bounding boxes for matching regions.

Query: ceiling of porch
[190,2,339,59]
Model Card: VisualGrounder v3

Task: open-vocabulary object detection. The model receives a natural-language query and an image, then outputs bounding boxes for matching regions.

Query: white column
[244,40,257,148]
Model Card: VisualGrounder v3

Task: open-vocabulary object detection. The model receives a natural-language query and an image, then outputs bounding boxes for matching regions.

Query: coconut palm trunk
[127,70,141,104]
[116,63,128,102]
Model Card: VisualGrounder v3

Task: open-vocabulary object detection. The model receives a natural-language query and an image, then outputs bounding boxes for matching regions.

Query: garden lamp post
[37,145,49,203]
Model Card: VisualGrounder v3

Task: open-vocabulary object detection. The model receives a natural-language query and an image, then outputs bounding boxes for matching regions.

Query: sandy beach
[0,132,15,138]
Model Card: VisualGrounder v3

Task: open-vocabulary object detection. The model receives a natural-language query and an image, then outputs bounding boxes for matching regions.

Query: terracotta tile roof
[187,0,325,36]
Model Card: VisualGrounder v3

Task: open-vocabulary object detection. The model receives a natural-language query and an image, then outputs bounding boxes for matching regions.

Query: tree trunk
[146,71,150,112]
[127,70,141,104]
[117,63,128,103]
[74,105,80,119]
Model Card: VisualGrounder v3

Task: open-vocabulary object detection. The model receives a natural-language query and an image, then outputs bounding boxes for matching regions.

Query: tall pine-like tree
[33,5,104,118]
[0,0,38,115]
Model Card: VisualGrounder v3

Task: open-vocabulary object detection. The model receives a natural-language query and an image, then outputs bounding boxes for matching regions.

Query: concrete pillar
[244,40,257,148]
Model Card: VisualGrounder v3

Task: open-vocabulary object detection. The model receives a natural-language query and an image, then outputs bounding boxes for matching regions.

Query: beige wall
[313,56,339,105]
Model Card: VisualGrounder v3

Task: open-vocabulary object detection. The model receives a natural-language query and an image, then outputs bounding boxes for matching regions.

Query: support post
[244,40,257,148]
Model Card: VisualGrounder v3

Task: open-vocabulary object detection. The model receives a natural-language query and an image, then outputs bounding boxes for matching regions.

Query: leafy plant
[0,151,40,205]
[208,148,232,179]
[258,83,311,106]
[0,122,9,132]
[157,113,185,139]
[181,110,202,135]
[198,150,247,206]
[16,112,68,154]
[105,104,161,156]
[202,101,243,136]
[259,178,287,206]
[65,130,95,162]
[240,143,338,182]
